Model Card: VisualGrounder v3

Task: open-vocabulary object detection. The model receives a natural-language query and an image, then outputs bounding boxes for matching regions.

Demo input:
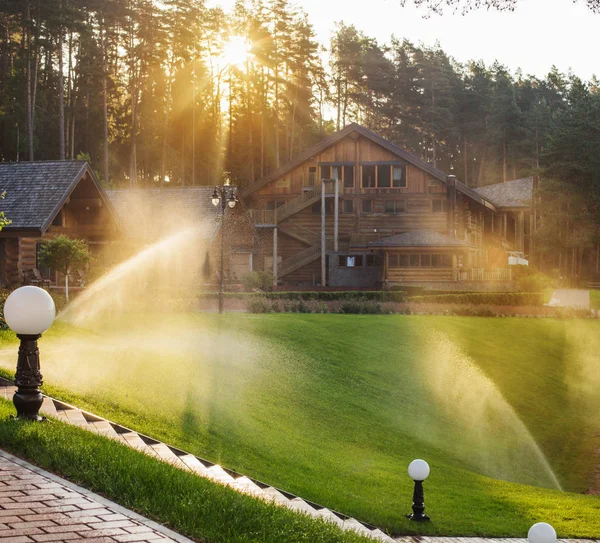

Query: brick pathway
[0,449,193,543]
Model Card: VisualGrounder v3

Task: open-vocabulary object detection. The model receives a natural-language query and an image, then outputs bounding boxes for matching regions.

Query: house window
[409,254,420,267]
[339,255,363,268]
[321,165,331,180]
[432,254,452,267]
[385,200,406,214]
[36,242,52,278]
[312,200,334,214]
[421,254,431,267]
[428,178,443,187]
[51,211,63,227]
[388,254,399,267]
[343,200,354,214]
[377,165,391,188]
[344,165,354,188]
[399,254,409,267]
[362,199,372,213]
[393,166,407,188]
[308,167,317,186]
[366,255,381,267]
[432,199,447,213]
[332,166,342,181]
[362,165,376,188]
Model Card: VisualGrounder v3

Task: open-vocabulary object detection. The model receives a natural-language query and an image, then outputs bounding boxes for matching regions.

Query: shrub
[338,300,383,314]
[247,296,273,313]
[407,292,543,306]
[450,305,498,317]
[263,291,406,302]
[242,271,274,291]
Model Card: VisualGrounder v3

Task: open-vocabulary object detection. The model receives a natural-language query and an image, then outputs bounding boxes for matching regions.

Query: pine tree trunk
[100,19,109,184]
[246,59,254,182]
[274,65,280,168]
[25,0,33,161]
[503,129,507,183]
[66,31,72,157]
[57,0,65,160]
[463,132,468,186]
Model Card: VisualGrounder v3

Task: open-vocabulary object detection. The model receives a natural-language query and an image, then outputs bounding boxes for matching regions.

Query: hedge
[406,292,544,306]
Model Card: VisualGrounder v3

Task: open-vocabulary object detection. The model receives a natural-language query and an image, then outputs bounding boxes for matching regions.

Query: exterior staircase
[248,187,332,225]
[279,239,335,278]
[278,222,320,245]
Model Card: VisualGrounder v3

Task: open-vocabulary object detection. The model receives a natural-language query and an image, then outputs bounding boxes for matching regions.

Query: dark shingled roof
[368,229,473,248]
[0,160,110,234]
[241,123,496,211]
[105,187,222,239]
[473,177,533,208]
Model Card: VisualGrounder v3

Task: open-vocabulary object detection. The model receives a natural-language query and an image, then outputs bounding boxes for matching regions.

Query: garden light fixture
[209,185,238,314]
[407,459,430,521]
[4,286,56,421]
[528,523,557,543]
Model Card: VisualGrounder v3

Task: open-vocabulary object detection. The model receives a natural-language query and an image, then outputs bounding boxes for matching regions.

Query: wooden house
[240,123,534,287]
[105,187,255,284]
[0,161,119,288]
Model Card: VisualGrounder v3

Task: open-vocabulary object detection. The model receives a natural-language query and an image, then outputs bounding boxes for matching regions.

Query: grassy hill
[1,314,599,537]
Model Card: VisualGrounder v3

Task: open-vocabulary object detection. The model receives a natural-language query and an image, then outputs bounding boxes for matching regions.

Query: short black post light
[211,183,238,315]
[4,286,56,421]
[528,523,557,543]
[407,459,431,521]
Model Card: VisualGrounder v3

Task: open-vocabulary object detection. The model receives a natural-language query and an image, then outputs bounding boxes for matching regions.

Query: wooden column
[452,253,458,282]
[334,178,339,252]
[446,175,456,238]
[321,179,326,287]
[517,211,525,252]
[272,227,278,287]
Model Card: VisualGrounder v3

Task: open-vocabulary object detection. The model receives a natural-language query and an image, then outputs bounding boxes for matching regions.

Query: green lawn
[1,314,599,537]
[591,289,600,310]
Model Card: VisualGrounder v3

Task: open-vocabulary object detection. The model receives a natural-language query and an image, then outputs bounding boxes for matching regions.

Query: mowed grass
[1,314,599,537]
[591,289,600,310]
[0,400,376,543]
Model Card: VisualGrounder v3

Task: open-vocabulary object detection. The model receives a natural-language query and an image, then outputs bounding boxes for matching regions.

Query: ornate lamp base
[12,334,46,422]
[407,480,430,522]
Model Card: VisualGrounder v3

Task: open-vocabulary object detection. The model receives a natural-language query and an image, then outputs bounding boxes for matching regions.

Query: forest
[0,0,598,277]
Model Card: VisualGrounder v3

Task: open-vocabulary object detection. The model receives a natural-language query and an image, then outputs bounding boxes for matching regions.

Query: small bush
[338,300,383,314]
[450,305,498,317]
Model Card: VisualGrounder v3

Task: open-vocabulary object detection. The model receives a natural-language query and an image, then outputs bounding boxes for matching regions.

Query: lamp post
[3,286,56,421]
[528,523,557,543]
[407,459,430,521]
[211,183,237,314]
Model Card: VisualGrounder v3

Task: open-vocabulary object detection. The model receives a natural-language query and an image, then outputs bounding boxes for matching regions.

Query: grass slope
[0,400,375,543]
[1,314,599,537]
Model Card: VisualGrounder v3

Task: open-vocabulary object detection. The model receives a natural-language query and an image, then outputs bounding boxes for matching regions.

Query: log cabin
[0,161,119,288]
[240,123,534,288]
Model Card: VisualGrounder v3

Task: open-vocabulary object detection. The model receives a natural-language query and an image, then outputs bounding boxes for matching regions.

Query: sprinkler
[4,286,56,421]
[407,459,430,521]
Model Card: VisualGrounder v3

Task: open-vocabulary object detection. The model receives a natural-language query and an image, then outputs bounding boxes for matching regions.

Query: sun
[222,36,252,67]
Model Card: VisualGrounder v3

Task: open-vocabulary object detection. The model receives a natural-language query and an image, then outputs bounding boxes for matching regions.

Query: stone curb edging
[0,447,196,543]
[0,382,394,542]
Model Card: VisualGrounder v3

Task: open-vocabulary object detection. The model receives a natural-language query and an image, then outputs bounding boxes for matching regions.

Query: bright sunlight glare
[222,36,252,67]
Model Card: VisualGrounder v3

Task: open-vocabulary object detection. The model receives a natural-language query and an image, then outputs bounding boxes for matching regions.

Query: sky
[209,0,600,81]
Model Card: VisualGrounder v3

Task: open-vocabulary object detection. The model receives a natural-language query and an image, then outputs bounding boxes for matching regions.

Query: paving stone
[260,487,290,505]
[0,451,194,543]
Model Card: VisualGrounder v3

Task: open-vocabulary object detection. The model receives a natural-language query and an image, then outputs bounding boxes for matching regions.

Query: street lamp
[211,184,237,314]
[528,523,557,543]
[407,459,430,521]
[3,286,56,421]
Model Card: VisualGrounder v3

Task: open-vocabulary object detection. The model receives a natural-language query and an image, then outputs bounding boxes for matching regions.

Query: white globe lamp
[408,459,430,481]
[4,286,56,421]
[4,286,55,335]
[407,459,431,522]
[528,523,557,543]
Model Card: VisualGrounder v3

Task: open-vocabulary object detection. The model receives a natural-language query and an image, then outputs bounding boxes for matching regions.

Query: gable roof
[473,177,534,208]
[0,160,116,235]
[368,229,473,248]
[240,123,495,210]
[105,187,222,239]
